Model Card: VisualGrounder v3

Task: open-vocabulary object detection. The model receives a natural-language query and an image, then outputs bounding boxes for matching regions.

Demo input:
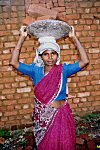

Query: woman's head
[40,50,58,66]
[34,36,60,66]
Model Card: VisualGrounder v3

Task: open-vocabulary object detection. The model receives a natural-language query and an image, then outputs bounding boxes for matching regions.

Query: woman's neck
[44,65,55,75]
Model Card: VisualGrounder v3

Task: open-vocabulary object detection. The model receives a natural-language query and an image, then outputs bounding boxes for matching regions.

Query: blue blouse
[17,61,81,101]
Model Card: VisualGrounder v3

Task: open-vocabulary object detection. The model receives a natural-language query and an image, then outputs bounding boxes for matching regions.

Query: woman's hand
[19,26,28,38]
[69,26,76,38]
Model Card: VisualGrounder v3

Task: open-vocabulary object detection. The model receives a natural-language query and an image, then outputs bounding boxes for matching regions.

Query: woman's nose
[48,54,52,59]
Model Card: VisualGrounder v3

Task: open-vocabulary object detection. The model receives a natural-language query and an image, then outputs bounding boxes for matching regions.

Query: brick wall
[0,0,100,129]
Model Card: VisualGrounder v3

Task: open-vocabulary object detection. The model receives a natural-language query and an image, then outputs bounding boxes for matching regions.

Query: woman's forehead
[42,50,57,54]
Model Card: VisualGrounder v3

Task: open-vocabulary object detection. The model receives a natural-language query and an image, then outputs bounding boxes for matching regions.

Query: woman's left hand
[69,26,75,38]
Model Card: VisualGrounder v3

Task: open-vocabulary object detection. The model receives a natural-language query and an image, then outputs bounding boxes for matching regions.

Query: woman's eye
[52,52,57,55]
[43,53,48,56]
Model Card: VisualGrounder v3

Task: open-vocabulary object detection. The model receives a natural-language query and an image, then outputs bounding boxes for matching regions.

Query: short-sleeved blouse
[17,61,81,101]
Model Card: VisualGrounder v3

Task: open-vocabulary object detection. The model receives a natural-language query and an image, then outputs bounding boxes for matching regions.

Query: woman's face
[41,50,58,66]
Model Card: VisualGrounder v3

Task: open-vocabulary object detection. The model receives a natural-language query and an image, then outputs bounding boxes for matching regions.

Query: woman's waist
[51,100,67,108]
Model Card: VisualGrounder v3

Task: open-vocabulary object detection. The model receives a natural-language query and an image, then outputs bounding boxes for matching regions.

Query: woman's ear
[39,54,43,60]
[39,54,42,57]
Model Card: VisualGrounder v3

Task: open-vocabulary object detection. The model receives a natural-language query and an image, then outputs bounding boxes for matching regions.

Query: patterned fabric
[33,64,76,149]
[33,98,58,146]
[38,102,76,150]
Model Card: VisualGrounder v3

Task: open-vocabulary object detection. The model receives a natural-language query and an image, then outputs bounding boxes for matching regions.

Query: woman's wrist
[19,35,26,40]
[15,36,25,50]
[71,35,77,40]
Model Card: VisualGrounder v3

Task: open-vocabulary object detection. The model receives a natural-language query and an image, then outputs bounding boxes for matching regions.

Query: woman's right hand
[19,26,28,38]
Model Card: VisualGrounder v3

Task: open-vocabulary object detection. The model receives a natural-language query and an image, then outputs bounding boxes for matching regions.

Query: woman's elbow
[84,59,89,66]
[79,60,89,68]
[9,61,19,69]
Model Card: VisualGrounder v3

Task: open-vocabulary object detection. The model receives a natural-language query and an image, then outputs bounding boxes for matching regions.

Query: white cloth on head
[34,36,60,66]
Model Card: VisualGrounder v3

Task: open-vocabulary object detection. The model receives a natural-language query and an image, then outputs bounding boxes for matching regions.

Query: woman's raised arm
[69,26,89,69]
[10,26,28,69]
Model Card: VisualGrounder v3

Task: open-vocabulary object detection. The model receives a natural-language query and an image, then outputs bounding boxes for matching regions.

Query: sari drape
[33,64,76,150]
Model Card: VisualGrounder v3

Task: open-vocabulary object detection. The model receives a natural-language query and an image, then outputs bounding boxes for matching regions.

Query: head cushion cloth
[34,36,60,66]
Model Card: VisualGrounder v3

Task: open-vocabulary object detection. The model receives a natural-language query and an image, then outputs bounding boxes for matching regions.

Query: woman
[10,25,89,150]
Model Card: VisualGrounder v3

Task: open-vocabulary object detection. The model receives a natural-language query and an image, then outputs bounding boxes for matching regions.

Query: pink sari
[33,65,76,150]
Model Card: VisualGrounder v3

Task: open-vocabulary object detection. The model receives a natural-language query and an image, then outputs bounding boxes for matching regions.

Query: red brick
[22,15,36,25]
[94,1,100,7]
[91,25,97,30]
[73,98,80,104]
[75,25,84,31]
[66,14,80,20]
[91,80,100,85]
[86,19,93,24]
[94,37,100,42]
[15,105,21,110]
[79,87,86,92]
[53,3,59,7]
[0,106,6,112]
[39,0,46,3]
[36,15,55,20]
[97,7,100,13]
[4,83,12,89]
[7,106,15,111]
[84,25,91,30]
[1,117,8,122]
[0,84,4,89]
[19,108,32,114]
[4,42,16,48]
[53,0,58,2]
[81,14,93,19]
[53,7,65,12]
[91,91,100,96]
[3,100,17,106]
[46,1,53,9]
[93,19,99,25]
[4,111,18,117]
[90,69,100,75]
[18,98,31,104]
[94,85,100,91]
[0,77,14,84]
[57,13,67,21]
[28,4,58,19]
[78,102,92,108]
[92,53,99,58]
[95,31,100,37]
[9,116,15,121]
[65,2,78,8]
[70,103,78,109]
[95,106,100,111]
[2,89,15,95]
[6,95,14,99]
[80,37,93,43]
[86,86,94,91]
[79,2,93,7]
[0,122,5,128]
[91,8,96,13]
[38,4,46,8]
[78,81,90,87]
[79,19,86,24]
